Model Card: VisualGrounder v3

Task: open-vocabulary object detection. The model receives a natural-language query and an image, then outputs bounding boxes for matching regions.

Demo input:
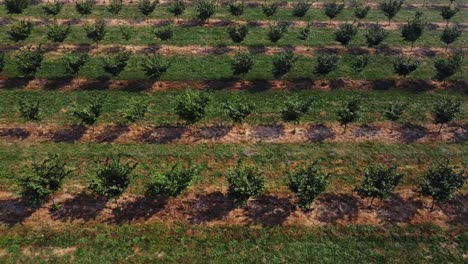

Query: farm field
[0,0,466,263]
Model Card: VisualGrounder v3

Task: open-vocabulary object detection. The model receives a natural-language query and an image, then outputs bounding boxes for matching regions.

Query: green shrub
[401,11,426,48]
[440,24,463,49]
[194,0,217,23]
[120,97,149,123]
[154,24,174,41]
[324,1,344,22]
[393,56,420,77]
[14,45,44,77]
[297,22,312,40]
[42,0,63,16]
[62,52,89,75]
[4,0,29,14]
[383,101,405,130]
[230,51,254,79]
[351,55,369,74]
[84,19,107,45]
[440,5,459,22]
[46,22,70,43]
[100,49,131,77]
[168,0,187,19]
[267,22,288,43]
[336,98,361,132]
[75,0,95,16]
[0,52,4,73]
[228,0,244,17]
[227,160,264,207]
[146,162,202,197]
[7,20,33,42]
[107,0,123,15]
[141,55,171,79]
[138,0,158,16]
[432,97,461,133]
[292,0,310,18]
[70,98,104,126]
[227,24,249,44]
[281,95,313,128]
[18,96,40,121]
[314,53,339,75]
[354,3,370,20]
[223,96,255,124]
[335,23,358,46]
[365,23,389,47]
[175,89,210,124]
[272,50,297,79]
[119,25,132,41]
[261,1,280,17]
[381,0,404,25]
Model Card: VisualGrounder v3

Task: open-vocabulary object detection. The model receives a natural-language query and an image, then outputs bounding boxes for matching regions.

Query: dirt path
[0,123,465,144]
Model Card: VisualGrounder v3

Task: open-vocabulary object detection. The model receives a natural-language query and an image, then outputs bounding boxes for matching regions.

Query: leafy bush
[383,101,405,130]
[354,3,370,20]
[168,0,186,19]
[89,156,137,200]
[62,52,88,75]
[351,55,369,74]
[314,53,339,75]
[154,24,174,41]
[119,25,132,41]
[272,50,297,79]
[401,11,425,48]
[324,1,344,22]
[100,49,131,77]
[120,97,149,123]
[138,0,157,16]
[7,20,33,42]
[440,5,460,22]
[336,98,361,131]
[297,22,312,40]
[287,161,329,210]
[75,0,95,16]
[107,0,123,15]
[292,0,310,18]
[194,0,217,22]
[146,162,202,197]
[70,98,104,126]
[227,24,249,44]
[418,163,466,210]
[381,0,404,25]
[18,96,40,121]
[14,45,44,77]
[223,96,255,124]
[46,22,70,43]
[230,51,254,78]
[268,22,288,43]
[440,24,463,49]
[4,0,29,14]
[432,97,461,133]
[42,0,63,16]
[335,23,358,46]
[228,0,244,17]
[18,155,69,206]
[227,160,264,207]
[141,55,171,79]
[175,89,210,124]
[355,165,404,207]
[261,1,280,17]
[365,23,389,47]
[392,56,420,77]
[281,95,313,127]
[433,51,464,81]
[84,19,107,45]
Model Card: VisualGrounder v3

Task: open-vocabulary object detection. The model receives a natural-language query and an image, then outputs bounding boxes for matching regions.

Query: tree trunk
[438,123,444,134]
[369,197,375,209]
[430,198,435,211]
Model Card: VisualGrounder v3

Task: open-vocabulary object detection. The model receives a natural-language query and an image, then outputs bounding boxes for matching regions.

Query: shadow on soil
[50,192,107,222]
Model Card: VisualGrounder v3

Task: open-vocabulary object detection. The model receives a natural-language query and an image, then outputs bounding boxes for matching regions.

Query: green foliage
[365,23,389,47]
[227,24,249,44]
[297,22,312,40]
[393,56,420,77]
[228,0,244,17]
[440,24,463,48]
[353,2,370,20]
[154,24,174,41]
[119,25,132,41]
[351,55,369,74]
[107,0,123,15]
[287,161,329,210]
[418,163,466,208]
[138,0,157,16]
[46,22,70,43]
[7,20,33,42]
[433,51,464,81]
[383,101,406,122]
[230,51,254,77]
[281,95,313,126]
[440,5,460,22]
[381,0,404,23]
[272,50,297,79]
[75,0,95,16]
[42,0,63,16]
[14,45,44,77]
[354,165,404,205]
[292,0,310,18]
[222,96,255,124]
[227,160,264,207]
[4,0,29,14]
[336,98,361,129]
[324,1,344,21]
[314,53,340,75]
[146,162,202,197]
[18,96,40,121]
[89,156,137,200]
[261,1,279,17]
[432,97,461,127]
[267,22,288,43]
[18,155,69,206]
[194,0,217,22]
[120,97,149,123]
[62,52,89,75]
[141,55,171,79]
[167,0,186,18]
[84,19,107,44]
[335,23,358,46]
[70,98,104,126]
[401,11,426,47]
[175,89,210,124]
[100,49,131,77]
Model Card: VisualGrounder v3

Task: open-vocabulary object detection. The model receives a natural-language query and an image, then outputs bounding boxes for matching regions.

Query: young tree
[292,0,310,18]
[70,98,104,126]
[272,50,297,79]
[227,160,264,207]
[228,0,244,17]
[287,161,329,210]
[18,96,40,121]
[62,52,89,76]
[154,24,174,41]
[42,0,64,17]
[365,23,389,48]
[440,5,460,24]
[432,97,461,133]
[227,24,249,45]
[433,51,464,82]
[167,0,186,22]
[383,101,405,131]
[401,11,426,49]
[146,162,202,197]
[46,22,70,43]
[75,0,95,16]
[418,163,466,210]
[138,0,157,17]
[381,0,404,25]
[336,98,361,132]
[335,22,358,46]
[100,49,131,77]
[281,95,313,132]
[354,165,404,207]
[141,55,171,80]
[7,20,33,42]
[314,53,340,75]
[194,0,217,23]
[222,96,255,125]
[15,45,45,77]
[393,56,420,78]
[89,156,138,200]
[84,19,107,45]
[440,24,463,50]
[120,97,150,123]
[107,0,123,15]
[351,54,369,75]
[119,25,132,41]
[353,2,370,21]
[267,22,288,43]
[261,1,280,17]
[18,155,69,206]
[324,1,344,24]
[174,89,210,124]
[297,22,312,41]
[230,51,254,80]
[4,0,29,14]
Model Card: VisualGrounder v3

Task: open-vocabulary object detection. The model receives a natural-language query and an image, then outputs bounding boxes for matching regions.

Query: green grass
[0,224,466,263]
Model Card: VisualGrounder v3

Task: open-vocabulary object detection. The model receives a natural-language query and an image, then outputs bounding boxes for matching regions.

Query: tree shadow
[0,128,30,140]
[50,192,107,222]
[447,123,468,143]
[399,123,429,143]
[109,196,168,224]
[376,194,423,225]
[251,124,285,140]
[95,125,130,143]
[191,126,232,141]
[352,124,381,138]
[305,123,335,143]
[0,78,30,89]
[139,126,187,144]
[245,195,295,226]
[49,125,87,142]
[188,192,235,224]
[370,79,396,91]
[0,198,38,227]
[316,193,360,224]
[439,194,468,225]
